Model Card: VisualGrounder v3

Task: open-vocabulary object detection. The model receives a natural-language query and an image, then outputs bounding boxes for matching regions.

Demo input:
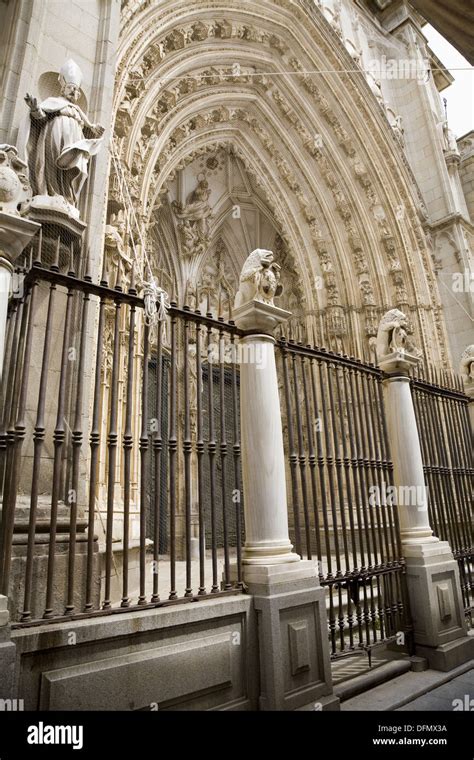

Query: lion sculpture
[459,345,474,384]
[234,249,283,308]
[376,308,421,361]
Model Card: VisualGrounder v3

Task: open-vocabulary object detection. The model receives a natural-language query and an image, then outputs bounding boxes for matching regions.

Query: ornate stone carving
[104,218,133,287]
[441,121,459,155]
[459,345,474,385]
[234,249,282,308]
[0,145,32,215]
[376,309,421,361]
[24,59,104,216]
[172,177,212,257]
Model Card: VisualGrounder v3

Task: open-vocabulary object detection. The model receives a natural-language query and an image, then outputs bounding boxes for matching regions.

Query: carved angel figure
[376,308,421,361]
[24,59,104,208]
[234,249,283,308]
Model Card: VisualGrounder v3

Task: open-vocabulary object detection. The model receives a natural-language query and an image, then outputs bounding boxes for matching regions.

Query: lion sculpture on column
[234,248,283,308]
[376,308,421,361]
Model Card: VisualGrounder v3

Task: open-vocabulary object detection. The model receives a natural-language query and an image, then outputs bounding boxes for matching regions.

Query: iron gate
[412,367,473,624]
[277,337,412,659]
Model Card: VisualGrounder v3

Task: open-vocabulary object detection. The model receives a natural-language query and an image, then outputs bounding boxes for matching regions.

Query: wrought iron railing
[411,367,473,623]
[277,338,411,659]
[0,249,243,626]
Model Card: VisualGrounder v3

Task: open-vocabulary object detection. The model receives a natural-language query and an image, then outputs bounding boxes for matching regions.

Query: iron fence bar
[326,360,351,652]
[0,282,34,595]
[319,358,341,576]
[206,322,218,593]
[231,332,243,588]
[301,347,323,569]
[183,312,192,597]
[0,298,20,497]
[195,321,206,595]
[85,293,106,611]
[122,299,136,607]
[0,294,26,574]
[44,282,74,618]
[280,340,302,556]
[151,318,162,604]
[139,320,150,605]
[218,324,231,590]
[20,279,56,621]
[65,288,90,614]
[335,364,357,572]
[168,310,178,600]
[102,298,121,611]
[292,351,312,559]
[351,367,374,572]
[310,353,331,579]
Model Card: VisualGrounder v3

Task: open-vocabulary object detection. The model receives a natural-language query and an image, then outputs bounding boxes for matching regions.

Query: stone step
[334,658,412,702]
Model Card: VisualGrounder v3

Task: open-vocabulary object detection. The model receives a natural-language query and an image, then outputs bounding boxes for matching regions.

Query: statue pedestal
[25,196,87,270]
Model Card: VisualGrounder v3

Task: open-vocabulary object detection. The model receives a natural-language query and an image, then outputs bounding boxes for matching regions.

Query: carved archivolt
[108,0,450,363]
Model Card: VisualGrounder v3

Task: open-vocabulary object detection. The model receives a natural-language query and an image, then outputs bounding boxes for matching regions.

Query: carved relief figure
[172,177,213,256]
[24,59,104,210]
[234,249,283,308]
[441,121,459,154]
[104,217,134,286]
[376,309,421,360]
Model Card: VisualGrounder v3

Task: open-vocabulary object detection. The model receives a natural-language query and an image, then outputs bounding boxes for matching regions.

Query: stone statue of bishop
[24,59,104,211]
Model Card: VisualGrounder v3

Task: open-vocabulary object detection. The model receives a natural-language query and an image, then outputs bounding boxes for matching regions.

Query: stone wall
[12,596,259,710]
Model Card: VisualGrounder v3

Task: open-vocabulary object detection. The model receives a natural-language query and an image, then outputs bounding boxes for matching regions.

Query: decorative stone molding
[109,0,449,364]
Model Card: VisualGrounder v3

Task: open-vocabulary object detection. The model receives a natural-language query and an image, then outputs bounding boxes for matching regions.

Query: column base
[404,540,468,650]
[242,539,299,567]
[244,559,338,711]
[415,635,474,672]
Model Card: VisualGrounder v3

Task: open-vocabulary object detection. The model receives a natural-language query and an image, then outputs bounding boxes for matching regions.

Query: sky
[423,23,473,139]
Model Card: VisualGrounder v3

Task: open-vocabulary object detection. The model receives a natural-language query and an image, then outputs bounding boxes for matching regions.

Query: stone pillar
[232,250,338,711]
[235,302,299,567]
[377,312,473,670]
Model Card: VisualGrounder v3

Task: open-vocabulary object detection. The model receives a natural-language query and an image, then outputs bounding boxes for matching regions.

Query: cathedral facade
[0,0,472,714]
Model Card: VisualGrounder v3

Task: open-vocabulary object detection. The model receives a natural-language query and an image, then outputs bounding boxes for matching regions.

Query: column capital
[233,299,291,335]
[378,349,420,377]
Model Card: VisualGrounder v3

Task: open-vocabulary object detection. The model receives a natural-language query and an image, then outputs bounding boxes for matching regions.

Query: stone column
[234,301,299,567]
[377,312,473,670]
[232,250,338,711]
